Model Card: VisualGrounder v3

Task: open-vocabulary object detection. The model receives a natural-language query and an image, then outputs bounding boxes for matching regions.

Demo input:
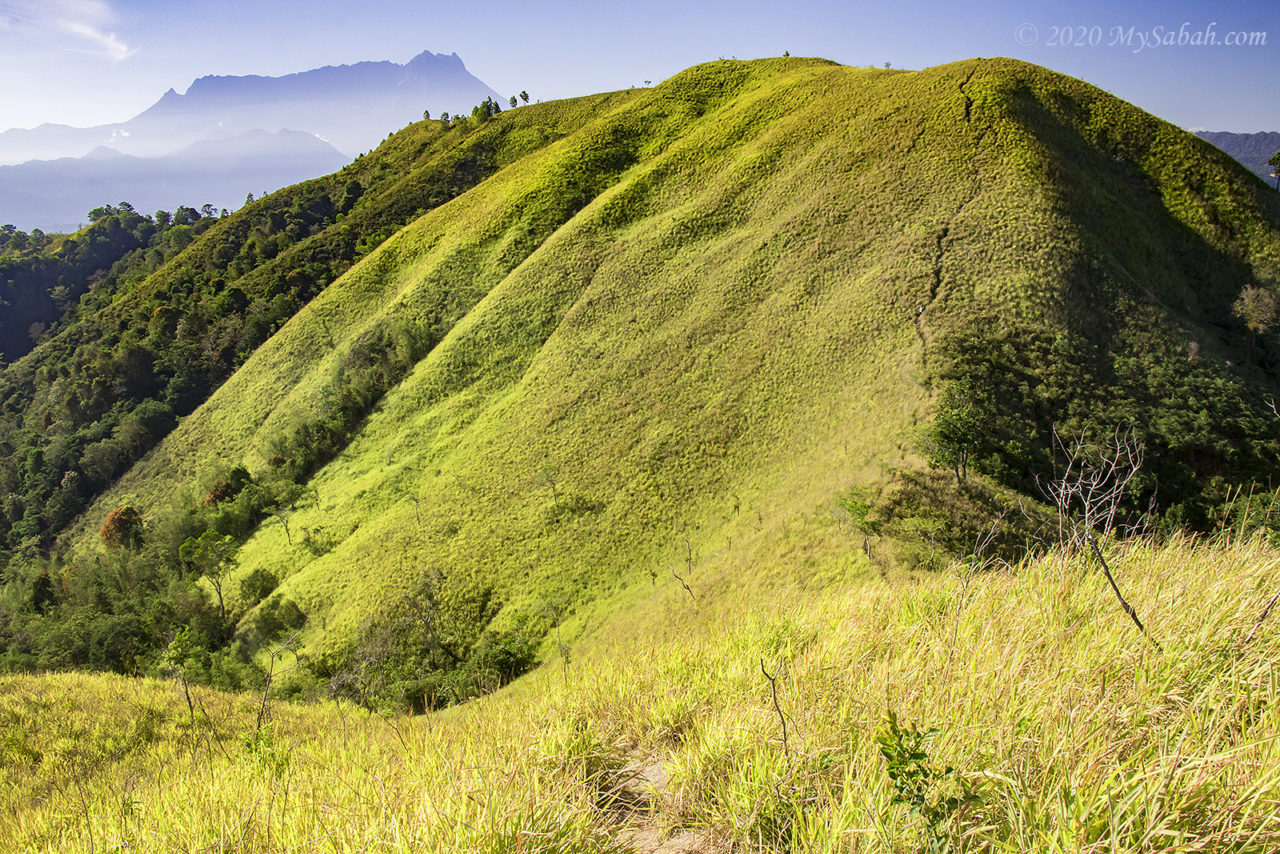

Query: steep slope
[53,56,1280,690]
[0,93,633,564]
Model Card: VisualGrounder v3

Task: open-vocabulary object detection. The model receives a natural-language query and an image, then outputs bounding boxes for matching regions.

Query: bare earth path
[611,755,715,853]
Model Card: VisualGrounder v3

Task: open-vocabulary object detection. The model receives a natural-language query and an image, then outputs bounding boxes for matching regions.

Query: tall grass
[4,533,1278,851]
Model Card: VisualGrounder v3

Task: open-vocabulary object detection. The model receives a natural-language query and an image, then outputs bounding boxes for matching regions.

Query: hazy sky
[0,0,1275,132]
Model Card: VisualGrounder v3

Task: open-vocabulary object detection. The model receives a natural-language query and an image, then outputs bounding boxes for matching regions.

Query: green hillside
[3,55,1280,708]
[0,90,633,563]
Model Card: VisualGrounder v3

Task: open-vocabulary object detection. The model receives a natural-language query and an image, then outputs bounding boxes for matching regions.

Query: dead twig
[672,570,694,600]
[760,659,790,758]
[671,538,696,600]
[1088,536,1162,653]
[1242,588,1280,647]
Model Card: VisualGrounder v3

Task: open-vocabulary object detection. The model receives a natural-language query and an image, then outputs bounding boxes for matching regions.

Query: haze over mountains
[1196,131,1280,185]
[0,50,501,231]
[0,131,349,232]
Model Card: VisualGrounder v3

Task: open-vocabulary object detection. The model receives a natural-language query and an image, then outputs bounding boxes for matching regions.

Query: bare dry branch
[1038,425,1144,549]
[760,659,790,758]
[1040,426,1160,651]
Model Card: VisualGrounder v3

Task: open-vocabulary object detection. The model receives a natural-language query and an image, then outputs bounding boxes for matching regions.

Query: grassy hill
[1,56,1279,847]
[42,54,1276,675]
[2,51,1280,850]
[0,88,635,564]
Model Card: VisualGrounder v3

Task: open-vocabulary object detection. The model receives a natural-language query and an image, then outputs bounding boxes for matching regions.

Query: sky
[0,0,1275,133]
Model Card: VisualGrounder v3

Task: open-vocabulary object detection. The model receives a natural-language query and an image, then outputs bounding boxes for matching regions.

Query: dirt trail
[611,755,712,854]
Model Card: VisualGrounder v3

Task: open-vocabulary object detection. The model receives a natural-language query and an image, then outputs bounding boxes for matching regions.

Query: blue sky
[0,0,1275,132]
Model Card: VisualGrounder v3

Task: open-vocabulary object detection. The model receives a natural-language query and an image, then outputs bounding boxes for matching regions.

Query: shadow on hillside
[867,467,1053,569]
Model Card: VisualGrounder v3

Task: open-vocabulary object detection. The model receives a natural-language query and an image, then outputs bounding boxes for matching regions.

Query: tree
[519,90,530,104]
[31,571,56,614]
[422,109,431,121]
[339,179,364,213]
[508,95,517,109]
[264,481,315,545]
[923,380,982,485]
[1271,150,1280,190]
[179,531,238,624]
[1233,284,1278,345]
[100,505,144,550]
[472,97,501,121]
[162,627,198,730]
[838,485,881,559]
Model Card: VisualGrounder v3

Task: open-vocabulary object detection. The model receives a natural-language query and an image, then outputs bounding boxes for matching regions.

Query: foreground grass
[4,534,1279,851]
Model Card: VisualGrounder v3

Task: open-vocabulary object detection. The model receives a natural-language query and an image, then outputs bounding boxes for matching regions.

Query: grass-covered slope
[4,535,1279,851]
[56,57,1280,682]
[0,89,634,561]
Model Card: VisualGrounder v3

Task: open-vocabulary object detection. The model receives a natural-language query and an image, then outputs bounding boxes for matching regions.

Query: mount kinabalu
[0,51,501,231]
[0,51,501,166]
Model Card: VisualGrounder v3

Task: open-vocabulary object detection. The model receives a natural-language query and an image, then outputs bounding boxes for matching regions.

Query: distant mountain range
[0,130,349,232]
[1196,131,1280,185]
[0,51,502,230]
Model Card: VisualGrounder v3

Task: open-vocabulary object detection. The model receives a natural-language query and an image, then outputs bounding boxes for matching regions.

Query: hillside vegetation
[0,90,634,563]
[1,55,1278,733]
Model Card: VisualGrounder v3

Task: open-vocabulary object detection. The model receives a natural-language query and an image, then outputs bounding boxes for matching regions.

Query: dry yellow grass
[4,533,1278,851]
